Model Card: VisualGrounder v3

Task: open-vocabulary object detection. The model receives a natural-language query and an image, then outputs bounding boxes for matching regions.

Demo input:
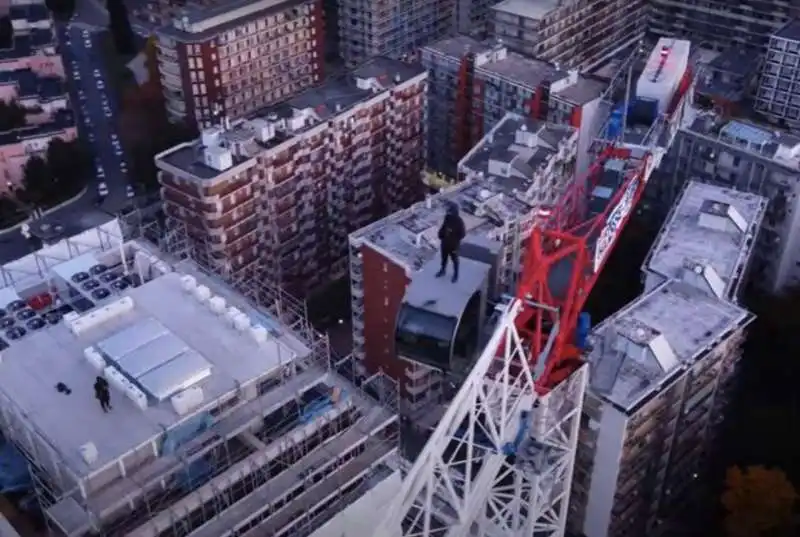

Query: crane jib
[593,177,638,271]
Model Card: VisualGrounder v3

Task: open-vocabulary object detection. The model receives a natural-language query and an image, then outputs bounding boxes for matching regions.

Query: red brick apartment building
[155,58,427,297]
[349,113,579,413]
[152,0,325,128]
[421,36,607,180]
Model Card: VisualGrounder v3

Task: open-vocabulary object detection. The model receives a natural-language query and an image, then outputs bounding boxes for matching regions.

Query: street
[0,16,137,264]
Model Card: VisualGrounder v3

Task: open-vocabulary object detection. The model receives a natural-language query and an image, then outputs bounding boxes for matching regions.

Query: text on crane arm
[593,178,638,271]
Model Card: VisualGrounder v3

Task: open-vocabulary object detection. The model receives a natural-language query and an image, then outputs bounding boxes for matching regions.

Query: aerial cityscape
[0,0,797,536]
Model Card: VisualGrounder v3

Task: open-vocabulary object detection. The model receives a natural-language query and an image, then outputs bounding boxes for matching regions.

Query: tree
[722,465,798,537]
[46,138,90,195]
[0,17,11,50]
[44,0,76,20]
[19,156,52,207]
[0,195,24,227]
[0,101,27,132]
[106,0,136,56]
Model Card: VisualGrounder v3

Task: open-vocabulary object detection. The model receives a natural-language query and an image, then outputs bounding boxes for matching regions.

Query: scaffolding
[0,215,402,537]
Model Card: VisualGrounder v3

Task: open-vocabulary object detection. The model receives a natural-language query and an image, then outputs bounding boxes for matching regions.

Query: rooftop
[0,242,311,483]
[8,3,50,24]
[0,28,54,61]
[680,104,800,169]
[156,57,425,180]
[0,68,65,101]
[490,0,559,22]
[587,279,752,413]
[694,48,760,104]
[774,18,800,42]
[423,36,606,104]
[352,113,576,271]
[155,0,307,41]
[0,108,75,145]
[643,181,766,300]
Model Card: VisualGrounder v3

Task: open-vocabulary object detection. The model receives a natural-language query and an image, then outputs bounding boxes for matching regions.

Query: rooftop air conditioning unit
[208,296,227,314]
[226,307,243,325]
[79,442,98,465]
[84,347,106,371]
[172,386,204,416]
[181,275,197,292]
[234,314,250,331]
[194,285,211,302]
[250,325,268,344]
[125,384,148,410]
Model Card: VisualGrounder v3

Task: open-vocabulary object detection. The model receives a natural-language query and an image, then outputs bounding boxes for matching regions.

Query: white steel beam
[374,300,587,537]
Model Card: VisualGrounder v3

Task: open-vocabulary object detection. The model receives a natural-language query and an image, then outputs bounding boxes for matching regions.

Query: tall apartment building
[337,0,453,67]
[650,77,800,293]
[649,0,793,53]
[153,0,324,128]
[421,36,606,179]
[570,182,766,537]
[155,58,427,297]
[489,0,648,70]
[348,112,579,412]
[755,19,800,127]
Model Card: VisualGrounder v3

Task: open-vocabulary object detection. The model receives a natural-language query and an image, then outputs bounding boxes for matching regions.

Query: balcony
[161,72,182,92]
[405,364,434,381]
[406,378,433,396]
[165,98,187,119]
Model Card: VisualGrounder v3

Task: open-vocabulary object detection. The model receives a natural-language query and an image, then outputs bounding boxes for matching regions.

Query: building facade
[489,0,648,70]
[649,0,794,54]
[349,112,578,414]
[155,58,427,297]
[153,0,324,128]
[0,1,74,194]
[421,36,606,179]
[337,0,453,67]
[754,19,800,127]
[570,182,766,537]
[650,84,800,293]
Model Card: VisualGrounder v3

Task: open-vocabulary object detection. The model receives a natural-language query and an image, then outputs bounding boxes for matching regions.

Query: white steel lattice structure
[376,300,587,537]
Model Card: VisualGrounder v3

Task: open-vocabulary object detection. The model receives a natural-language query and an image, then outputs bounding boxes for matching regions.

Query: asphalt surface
[0,13,135,264]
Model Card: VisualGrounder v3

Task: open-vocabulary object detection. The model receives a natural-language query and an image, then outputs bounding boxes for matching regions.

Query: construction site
[0,218,400,537]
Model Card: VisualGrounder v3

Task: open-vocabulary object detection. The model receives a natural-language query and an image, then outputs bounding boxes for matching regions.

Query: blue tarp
[161,412,213,456]
[0,443,31,494]
[299,390,348,424]
[576,313,591,350]
[161,412,214,492]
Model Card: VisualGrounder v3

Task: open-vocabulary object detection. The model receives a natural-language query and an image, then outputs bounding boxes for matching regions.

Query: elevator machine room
[394,235,504,377]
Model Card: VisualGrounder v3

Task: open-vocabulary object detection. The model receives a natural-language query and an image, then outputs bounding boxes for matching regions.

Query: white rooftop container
[636,38,691,116]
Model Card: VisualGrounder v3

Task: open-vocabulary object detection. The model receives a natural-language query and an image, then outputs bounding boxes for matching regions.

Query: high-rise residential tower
[153,0,325,128]
[156,58,427,297]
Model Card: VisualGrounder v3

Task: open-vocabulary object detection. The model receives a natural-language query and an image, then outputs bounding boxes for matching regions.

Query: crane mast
[377,39,692,537]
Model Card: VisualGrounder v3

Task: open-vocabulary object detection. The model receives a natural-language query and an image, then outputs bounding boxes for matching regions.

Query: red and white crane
[375,40,692,537]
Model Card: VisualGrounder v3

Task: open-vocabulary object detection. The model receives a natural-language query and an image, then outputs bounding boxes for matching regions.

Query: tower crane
[375,40,692,537]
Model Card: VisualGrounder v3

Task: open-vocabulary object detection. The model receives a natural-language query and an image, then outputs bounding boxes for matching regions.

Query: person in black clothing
[94,376,112,412]
[436,203,466,282]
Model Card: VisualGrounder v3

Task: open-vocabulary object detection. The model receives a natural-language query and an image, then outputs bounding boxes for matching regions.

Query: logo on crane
[593,177,638,271]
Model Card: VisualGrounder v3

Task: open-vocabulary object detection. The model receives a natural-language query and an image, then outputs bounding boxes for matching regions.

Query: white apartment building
[570,182,766,537]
